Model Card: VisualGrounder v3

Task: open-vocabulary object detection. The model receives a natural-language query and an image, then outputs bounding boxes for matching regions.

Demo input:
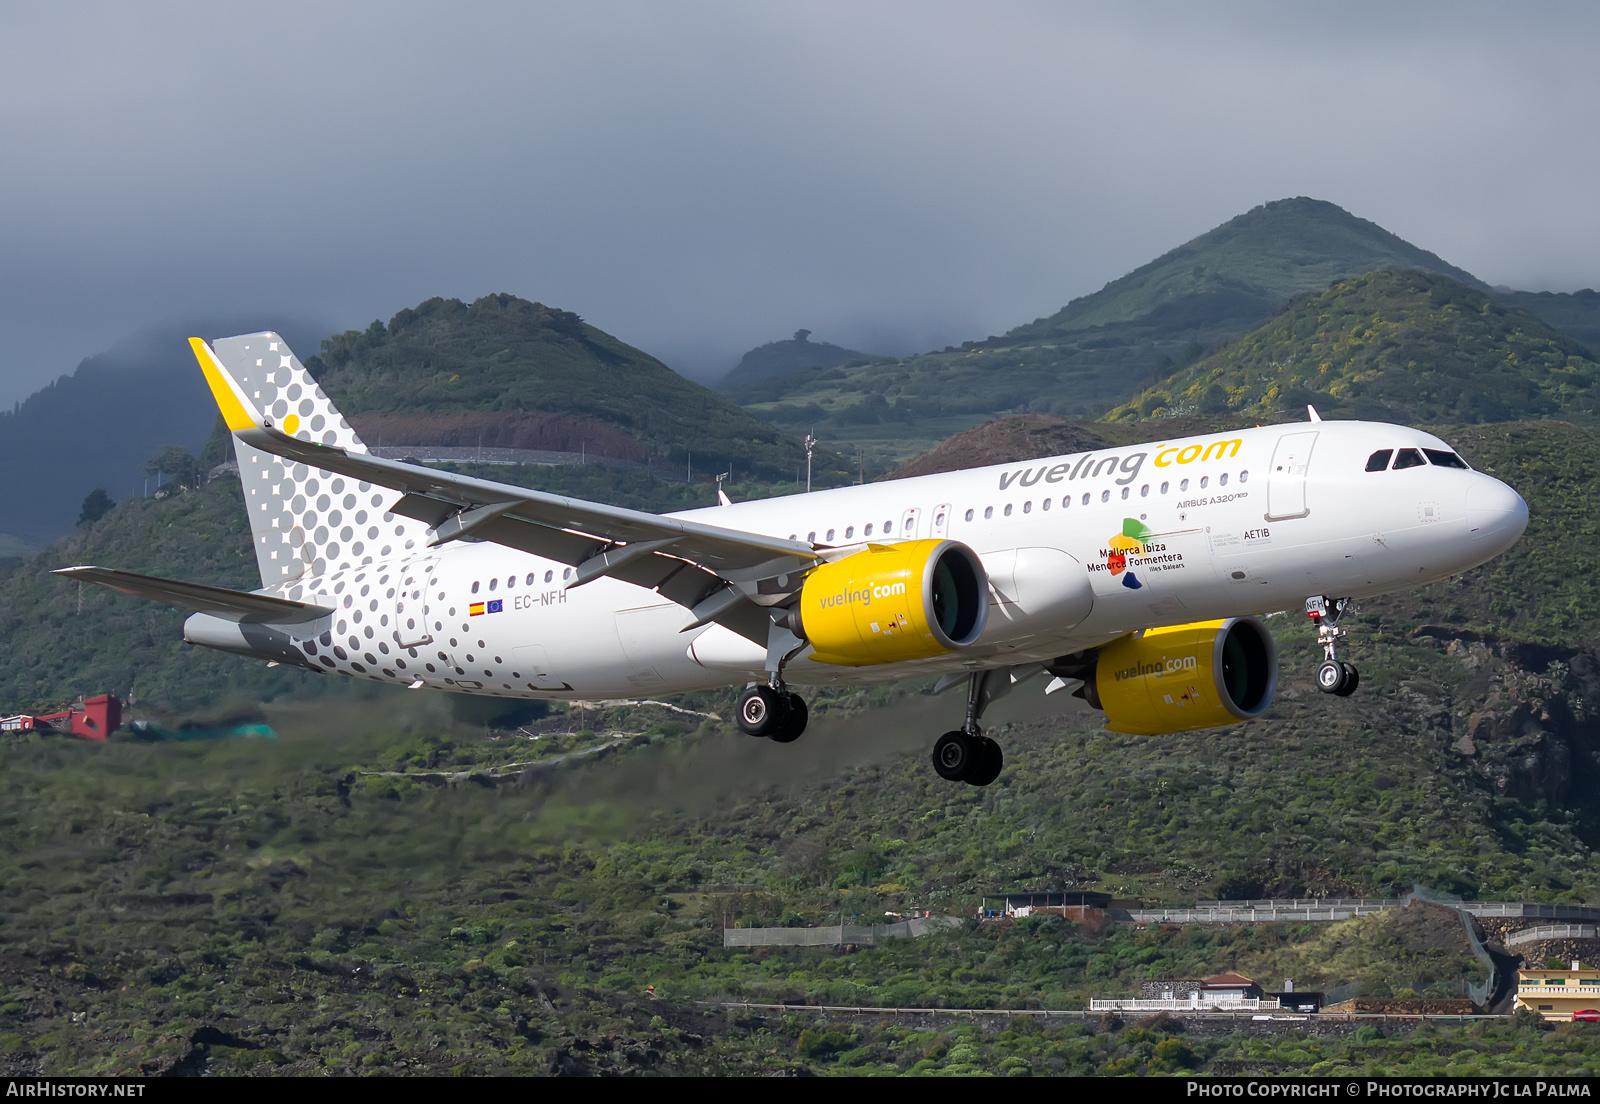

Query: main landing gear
[736,684,809,743]
[1306,595,1359,697]
[738,612,811,743]
[932,671,1004,787]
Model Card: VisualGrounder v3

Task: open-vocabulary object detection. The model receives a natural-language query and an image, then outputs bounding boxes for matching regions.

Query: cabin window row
[962,471,1249,521]
[470,568,573,593]
[789,519,900,543]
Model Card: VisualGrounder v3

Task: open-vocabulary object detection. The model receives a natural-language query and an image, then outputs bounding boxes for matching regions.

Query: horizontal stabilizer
[53,566,335,625]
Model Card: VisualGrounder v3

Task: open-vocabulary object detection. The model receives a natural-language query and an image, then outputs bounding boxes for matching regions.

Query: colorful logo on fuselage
[1107,519,1153,590]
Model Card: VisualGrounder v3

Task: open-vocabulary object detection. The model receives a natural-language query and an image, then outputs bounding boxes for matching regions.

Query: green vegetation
[76,489,113,527]
[306,294,831,482]
[2,601,1600,1073]
[0,476,292,713]
[1107,270,1600,424]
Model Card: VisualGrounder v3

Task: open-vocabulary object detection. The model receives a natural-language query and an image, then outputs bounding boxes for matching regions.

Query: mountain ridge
[1006,197,1488,342]
[304,294,817,481]
[1104,269,1600,424]
[735,198,1600,468]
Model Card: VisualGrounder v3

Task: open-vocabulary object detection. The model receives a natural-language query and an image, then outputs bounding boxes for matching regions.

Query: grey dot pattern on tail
[208,331,433,590]
[205,333,547,697]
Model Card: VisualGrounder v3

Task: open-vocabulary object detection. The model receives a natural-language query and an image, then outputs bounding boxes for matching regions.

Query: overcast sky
[2,1,1597,406]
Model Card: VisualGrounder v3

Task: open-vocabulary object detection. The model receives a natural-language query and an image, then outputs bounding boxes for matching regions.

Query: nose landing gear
[1307,595,1359,696]
[930,670,1007,786]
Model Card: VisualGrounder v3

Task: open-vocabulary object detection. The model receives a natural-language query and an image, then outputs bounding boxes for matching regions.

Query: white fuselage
[186,420,1528,700]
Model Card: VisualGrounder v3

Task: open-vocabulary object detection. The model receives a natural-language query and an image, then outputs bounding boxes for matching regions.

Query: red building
[0,694,122,740]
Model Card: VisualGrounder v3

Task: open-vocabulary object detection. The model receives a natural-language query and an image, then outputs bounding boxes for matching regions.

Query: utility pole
[804,433,815,494]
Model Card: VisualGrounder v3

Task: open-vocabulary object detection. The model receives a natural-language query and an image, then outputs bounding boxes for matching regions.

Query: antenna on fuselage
[1307,405,1322,423]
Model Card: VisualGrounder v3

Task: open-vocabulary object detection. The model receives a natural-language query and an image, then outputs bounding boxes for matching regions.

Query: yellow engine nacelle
[797,540,988,666]
[1087,617,1277,735]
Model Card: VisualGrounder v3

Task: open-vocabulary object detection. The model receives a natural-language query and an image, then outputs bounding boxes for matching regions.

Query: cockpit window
[1424,448,1469,470]
[1393,448,1426,470]
[1365,449,1393,472]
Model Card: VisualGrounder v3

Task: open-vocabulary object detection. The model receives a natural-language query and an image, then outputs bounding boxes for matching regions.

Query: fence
[724,916,961,948]
[1505,925,1600,949]
[1124,894,1600,928]
[1122,905,1392,923]
[1464,904,1600,922]
[1195,898,1396,909]
[1089,997,1281,1012]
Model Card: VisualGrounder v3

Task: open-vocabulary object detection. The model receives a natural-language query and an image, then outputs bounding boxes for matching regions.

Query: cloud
[1,1,1597,403]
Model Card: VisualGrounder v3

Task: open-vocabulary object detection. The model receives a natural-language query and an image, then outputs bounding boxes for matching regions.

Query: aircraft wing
[53,565,335,624]
[232,424,817,622]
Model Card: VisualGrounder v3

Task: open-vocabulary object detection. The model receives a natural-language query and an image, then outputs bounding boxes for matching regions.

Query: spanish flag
[469,602,485,616]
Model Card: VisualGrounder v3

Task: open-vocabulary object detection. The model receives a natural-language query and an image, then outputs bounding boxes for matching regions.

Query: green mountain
[309,294,819,482]
[1010,197,1486,341]
[718,329,876,393]
[1496,287,1600,351]
[739,198,1498,464]
[1105,270,1600,424]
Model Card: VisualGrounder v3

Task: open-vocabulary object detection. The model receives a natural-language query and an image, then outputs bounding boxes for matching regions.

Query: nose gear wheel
[1307,595,1360,696]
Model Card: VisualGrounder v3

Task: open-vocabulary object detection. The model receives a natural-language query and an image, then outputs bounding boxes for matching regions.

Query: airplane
[57,332,1529,786]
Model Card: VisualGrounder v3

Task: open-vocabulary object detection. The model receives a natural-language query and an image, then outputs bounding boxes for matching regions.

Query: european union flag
[486,599,504,614]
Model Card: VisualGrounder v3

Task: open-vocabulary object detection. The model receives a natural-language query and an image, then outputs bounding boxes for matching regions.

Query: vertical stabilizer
[197,332,433,590]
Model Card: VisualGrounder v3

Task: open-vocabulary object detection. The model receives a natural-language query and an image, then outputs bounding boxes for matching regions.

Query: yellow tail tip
[189,337,260,432]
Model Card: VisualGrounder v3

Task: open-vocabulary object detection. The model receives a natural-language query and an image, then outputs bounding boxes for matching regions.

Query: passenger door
[1265,431,1318,520]
[396,556,437,649]
[397,555,459,686]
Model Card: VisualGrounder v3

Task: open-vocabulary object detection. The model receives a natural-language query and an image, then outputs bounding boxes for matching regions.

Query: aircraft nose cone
[1465,475,1528,553]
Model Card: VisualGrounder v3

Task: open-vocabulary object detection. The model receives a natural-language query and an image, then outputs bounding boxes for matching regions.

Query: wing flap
[54,566,335,625]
